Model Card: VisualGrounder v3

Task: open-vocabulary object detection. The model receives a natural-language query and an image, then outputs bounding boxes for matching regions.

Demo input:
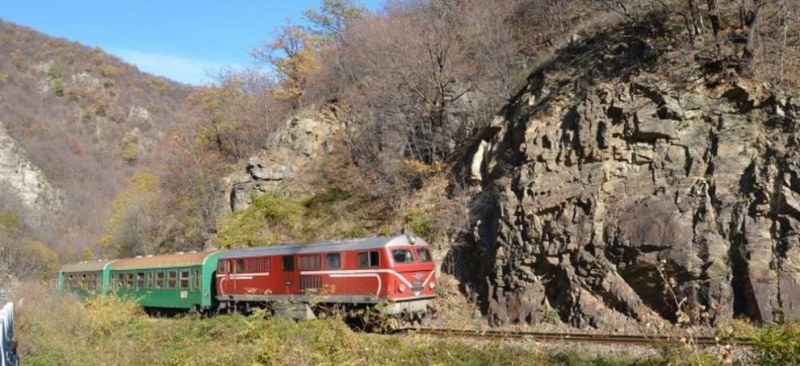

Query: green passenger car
[108,251,221,310]
[57,259,117,299]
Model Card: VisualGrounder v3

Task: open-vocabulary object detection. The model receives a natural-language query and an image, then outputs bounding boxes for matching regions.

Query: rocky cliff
[229,107,343,212]
[468,22,800,328]
[0,121,62,225]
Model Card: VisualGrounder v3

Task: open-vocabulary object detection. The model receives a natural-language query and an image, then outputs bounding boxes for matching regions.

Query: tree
[14,240,59,278]
[157,129,226,253]
[742,0,766,75]
[338,0,528,189]
[252,22,321,109]
[101,172,169,257]
[188,72,273,163]
[303,0,367,40]
[0,209,59,279]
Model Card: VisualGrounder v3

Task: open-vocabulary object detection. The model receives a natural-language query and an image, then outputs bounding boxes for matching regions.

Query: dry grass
[8,281,702,365]
[10,283,530,365]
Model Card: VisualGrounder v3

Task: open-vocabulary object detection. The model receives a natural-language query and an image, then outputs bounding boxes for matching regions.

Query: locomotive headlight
[398,284,406,293]
[429,282,436,290]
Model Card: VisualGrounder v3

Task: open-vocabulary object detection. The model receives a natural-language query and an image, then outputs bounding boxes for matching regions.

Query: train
[57,235,437,324]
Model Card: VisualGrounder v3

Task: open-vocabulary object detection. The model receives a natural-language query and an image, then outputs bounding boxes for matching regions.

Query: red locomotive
[215,235,437,323]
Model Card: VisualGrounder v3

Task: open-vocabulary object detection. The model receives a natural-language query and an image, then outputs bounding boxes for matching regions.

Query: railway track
[392,328,754,347]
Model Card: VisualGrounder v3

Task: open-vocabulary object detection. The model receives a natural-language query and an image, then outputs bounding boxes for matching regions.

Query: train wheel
[187,305,204,319]
[364,307,398,333]
[427,304,438,320]
[313,303,342,320]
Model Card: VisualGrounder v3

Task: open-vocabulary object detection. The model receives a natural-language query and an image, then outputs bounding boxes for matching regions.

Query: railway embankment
[17,281,800,365]
[15,279,800,365]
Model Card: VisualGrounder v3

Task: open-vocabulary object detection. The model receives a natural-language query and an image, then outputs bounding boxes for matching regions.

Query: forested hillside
[0,19,197,276]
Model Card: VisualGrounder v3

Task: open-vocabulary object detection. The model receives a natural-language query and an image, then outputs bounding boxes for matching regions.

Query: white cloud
[111,49,242,86]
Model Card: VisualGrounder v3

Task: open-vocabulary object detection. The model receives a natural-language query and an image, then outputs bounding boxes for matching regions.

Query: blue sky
[1,1,383,85]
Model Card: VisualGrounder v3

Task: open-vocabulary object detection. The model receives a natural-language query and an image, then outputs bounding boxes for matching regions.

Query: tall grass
[16,282,766,365]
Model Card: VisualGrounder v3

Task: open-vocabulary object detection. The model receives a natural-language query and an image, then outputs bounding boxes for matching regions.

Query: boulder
[248,158,294,181]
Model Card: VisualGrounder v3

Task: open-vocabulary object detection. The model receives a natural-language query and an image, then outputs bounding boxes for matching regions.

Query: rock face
[0,121,63,225]
[469,25,800,328]
[230,107,342,211]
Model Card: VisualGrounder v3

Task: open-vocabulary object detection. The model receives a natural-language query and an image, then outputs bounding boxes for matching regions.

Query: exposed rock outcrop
[468,23,800,328]
[230,107,343,211]
[0,121,63,225]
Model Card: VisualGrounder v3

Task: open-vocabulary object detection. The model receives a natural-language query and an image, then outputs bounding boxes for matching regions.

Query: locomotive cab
[378,237,436,317]
[386,246,436,297]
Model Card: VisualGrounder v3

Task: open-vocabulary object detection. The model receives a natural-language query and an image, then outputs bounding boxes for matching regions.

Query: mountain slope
[0,19,195,254]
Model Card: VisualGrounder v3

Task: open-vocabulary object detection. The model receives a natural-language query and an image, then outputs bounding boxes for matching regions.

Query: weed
[14,282,664,366]
[752,322,800,366]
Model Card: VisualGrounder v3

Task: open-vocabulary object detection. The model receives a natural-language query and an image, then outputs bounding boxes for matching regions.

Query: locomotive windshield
[392,249,414,263]
[416,248,432,262]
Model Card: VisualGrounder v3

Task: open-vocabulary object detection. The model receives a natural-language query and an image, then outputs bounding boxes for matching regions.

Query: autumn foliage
[2,0,798,262]
[102,0,800,257]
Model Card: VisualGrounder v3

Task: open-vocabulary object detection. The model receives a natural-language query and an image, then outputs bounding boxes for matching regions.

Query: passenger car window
[155,271,165,289]
[326,253,341,269]
[180,270,190,289]
[417,248,432,262]
[167,270,177,289]
[392,249,414,263]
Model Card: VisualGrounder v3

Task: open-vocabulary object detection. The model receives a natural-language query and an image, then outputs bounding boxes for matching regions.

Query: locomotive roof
[110,250,219,270]
[60,259,117,273]
[219,235,428,259]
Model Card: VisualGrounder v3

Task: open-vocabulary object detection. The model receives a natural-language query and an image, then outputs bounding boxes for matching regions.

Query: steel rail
[391,327,754,347]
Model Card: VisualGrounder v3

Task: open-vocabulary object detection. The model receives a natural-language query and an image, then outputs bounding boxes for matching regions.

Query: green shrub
[46,64,61,79]
[121,132,139,164]
[653,343,726,366]
[80,107,94,122]
[98,64,118,78]
[217,187,376,248]
[216,191,306,247]
[542,308,561,324]
[405,209,438,242]
[51,78,65,96]
[753,322,800,366]
[342,225,369,238]
[304,186,346,211]
[0,210,21,233]
[83,295,143,335]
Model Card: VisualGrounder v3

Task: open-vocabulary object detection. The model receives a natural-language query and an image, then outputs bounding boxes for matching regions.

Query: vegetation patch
[752,321,800,366]
[16,283,677,366]
[216,191,306,247]
[216,186,371,247]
